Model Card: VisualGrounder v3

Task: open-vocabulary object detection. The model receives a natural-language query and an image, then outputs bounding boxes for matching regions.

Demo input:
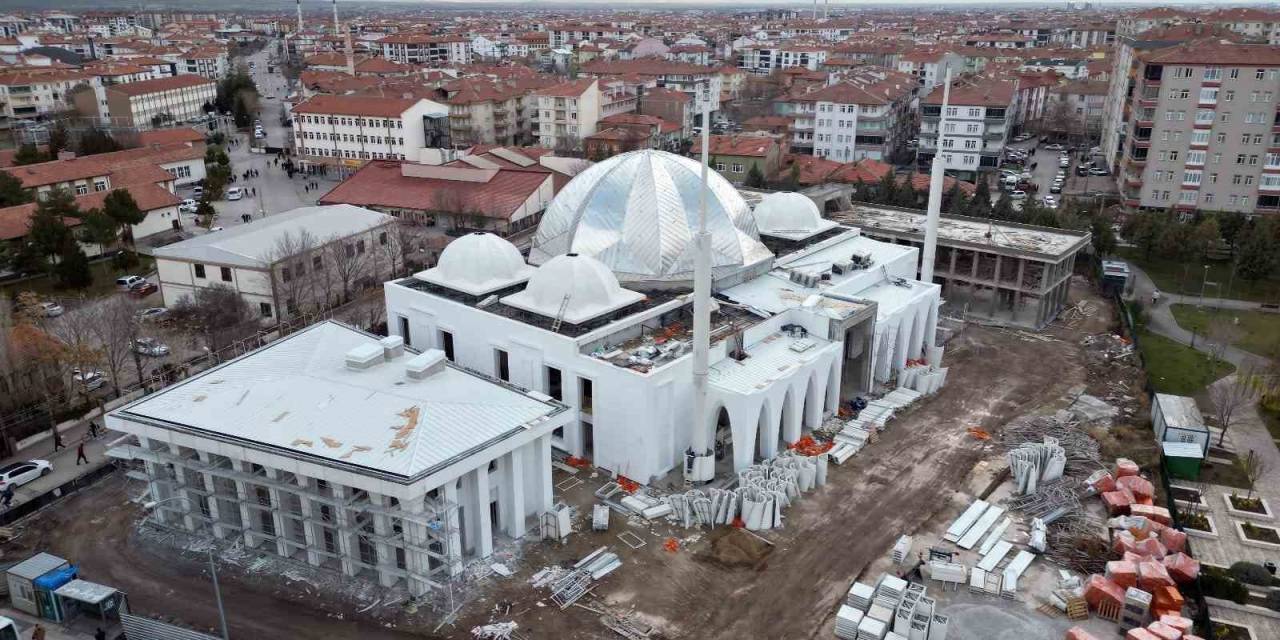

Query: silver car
[0,459,52,489]
[132,337,170,357]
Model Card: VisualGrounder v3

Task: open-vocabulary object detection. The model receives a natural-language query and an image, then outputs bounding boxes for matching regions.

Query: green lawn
[1117,247,1280,304]
[1136,328,1236,396]
[1262,405,1280,443]
[1169,304,1280,358]
[1,255,155,301]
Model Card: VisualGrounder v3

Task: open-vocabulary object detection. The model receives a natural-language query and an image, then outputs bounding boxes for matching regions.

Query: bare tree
[168,284,257,353]
[553,132,584,158]
[325,233,370,304]
[1211,368,1259,446]
[392,219,433,274]
[1207,318,1244,378]
[90,296,144,400]
[269,228,320,319]
[1241,449,1269,500]
[48,308,107,417]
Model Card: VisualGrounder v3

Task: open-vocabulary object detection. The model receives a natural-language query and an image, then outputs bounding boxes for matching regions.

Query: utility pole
[208,548,230,640]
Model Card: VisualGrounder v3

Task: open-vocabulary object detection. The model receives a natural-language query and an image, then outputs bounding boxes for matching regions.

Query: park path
[1127,263,1273,371]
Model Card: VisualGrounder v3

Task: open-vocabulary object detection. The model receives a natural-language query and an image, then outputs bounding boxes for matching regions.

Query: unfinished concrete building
[105,321,571,597]
[833,205,1091,328]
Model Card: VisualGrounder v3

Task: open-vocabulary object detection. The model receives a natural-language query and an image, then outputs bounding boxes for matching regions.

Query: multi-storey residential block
[737,42,828,75]
[534,79,602,151]
[896,50,966,96]
[292,95,450,175]
[638,87,693,138]
[1117,42,1280,215]
[782,70,917,162]
[378,33,471,66]
[1046,80,1109,140]
[918,76,1016,178]
[579,59,724,122]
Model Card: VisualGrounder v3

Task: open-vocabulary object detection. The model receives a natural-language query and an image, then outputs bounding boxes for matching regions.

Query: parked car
[39,301,63,317]
[1059,159,1070,168]
[226,187,244,201]
[192,185,203,197]
[1088,167,1110,176]
[1076,166,1090,176]
[131,337,170,357]
[179,198,197,212]
[0,460,52,489]
[136,307,168,322]
[1008,190,1027,200]
[129,281,158,297]
[1049,183,1063,194]
[1045,143,1065,150]
[208,226,224,232]
[116,275,146,291]
[71,368,105,391]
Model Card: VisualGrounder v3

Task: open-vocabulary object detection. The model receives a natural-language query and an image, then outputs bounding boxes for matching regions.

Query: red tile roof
[3,143,201,189]
[108,73,214,97]
[829,158,893,184]
[317,160,550,220]
[292,94,419,118]
[534,78,596,98]
[0,182,180,241]
[691,135,779,158]
[137,127,205,146]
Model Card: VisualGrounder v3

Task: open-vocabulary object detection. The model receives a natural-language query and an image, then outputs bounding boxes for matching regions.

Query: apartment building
[547,22,627,47]
[292,95,450,174]
[736,43,829,75]
[1117,42,1280,215]
[690,134,784,185]
[782,71,917,162]
[579,59,724,121]
[0,67,96,125]
[378,33,471,66]
[445,79,536,147]
[178,45,228,79]
[1047,80,1108,140]
[918,76,1016,178]
[637,87,693,138]
[533,79,602,151]
[1100,25,1244,173]
[99,73,214,129]
[896,50,967,96]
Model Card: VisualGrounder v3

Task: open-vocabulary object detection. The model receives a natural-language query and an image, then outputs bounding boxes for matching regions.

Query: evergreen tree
[46,121,69,157]
[0,170,32,207]
[876,170,898,205]
[1237,227,1278,281]
[27,188,77,269]
[76,127,123,155]
[744,163,766,188]
[967,178,992,215]
[77,209,119,249]
[54,243,92,290]
[1216,211,1246,253]
[786,163,800,191]
[1090,215,1117,258]
[12,143,45,166]
[990,193,1015,220]
[942,181,967,213]
[895,179,918,208]
[102,189,145,246]
[232,93,252,128]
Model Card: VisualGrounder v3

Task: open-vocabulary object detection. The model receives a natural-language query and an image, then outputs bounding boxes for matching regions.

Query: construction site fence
[120,611,222,640]
[1115,289,1215,637]
[0,462,119,527]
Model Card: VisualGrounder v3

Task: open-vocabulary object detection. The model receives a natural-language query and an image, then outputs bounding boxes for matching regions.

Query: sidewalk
[1,608,104,639]
[5,406,124,507]
[1126,263,1273,371]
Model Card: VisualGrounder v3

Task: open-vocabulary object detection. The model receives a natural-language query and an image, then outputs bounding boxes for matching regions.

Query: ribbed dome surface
[529,149,771,283]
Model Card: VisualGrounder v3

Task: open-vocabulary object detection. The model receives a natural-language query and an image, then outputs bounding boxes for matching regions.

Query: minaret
[824,0,829,21]
[921,69,953,286]
[296,0,303,34]
[687,81,715,483]
[332,0,339,35]
[345,23,355,76]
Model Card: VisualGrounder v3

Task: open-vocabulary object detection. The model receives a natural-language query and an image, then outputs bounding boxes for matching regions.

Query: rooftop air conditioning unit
[345,343,384,371]
[405,349,448,380]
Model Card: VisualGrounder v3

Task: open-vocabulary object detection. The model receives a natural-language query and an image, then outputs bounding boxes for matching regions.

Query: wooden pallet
[1066,597,1089,621]
[1096,600,1122,623]
[1036,602,1062,618]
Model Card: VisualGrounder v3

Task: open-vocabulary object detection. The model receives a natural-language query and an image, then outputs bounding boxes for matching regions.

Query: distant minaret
[295,0,303,34]
[812,0,818,21]
[824,0,829,20]
[332,0,339,35]
[345,23,355,76]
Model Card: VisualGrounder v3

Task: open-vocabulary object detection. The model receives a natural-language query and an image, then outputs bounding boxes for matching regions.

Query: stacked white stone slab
[835,605,865,639]
[847,582,876,610]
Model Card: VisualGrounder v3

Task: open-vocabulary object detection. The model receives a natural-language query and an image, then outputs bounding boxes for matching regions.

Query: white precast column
[687,80,715,482]
[921,70,953,285]
[499,449,526,538]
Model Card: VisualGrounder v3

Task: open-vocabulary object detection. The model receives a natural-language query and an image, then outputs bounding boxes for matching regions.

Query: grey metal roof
[1155,394,1206,431]
[152,204,394,269]
[54,579,117,604]
[7,552,67,580]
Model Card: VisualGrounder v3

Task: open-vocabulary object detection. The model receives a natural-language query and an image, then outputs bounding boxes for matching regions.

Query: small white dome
[414,232,534,295]
[753,192,822,234]
[501,253,645,325]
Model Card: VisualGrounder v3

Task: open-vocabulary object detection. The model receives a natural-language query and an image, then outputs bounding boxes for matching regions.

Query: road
[177,41,335,234]
[1004,139,1117,209]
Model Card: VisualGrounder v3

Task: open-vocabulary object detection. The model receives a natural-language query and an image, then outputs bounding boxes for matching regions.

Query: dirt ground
[442,280,1119,639]
[0,280,1121,640]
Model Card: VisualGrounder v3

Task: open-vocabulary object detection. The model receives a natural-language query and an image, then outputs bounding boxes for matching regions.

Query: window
[220,267,232,282]
[1258,68,1267,80]
[1200,88,1218,103]
[194,264,206,278]
[1179,190,1197,204]
[312,255,323,269]
[494,349,509,381]
[730,163,744,173]
[93,179,107,191]
[1191,131,1209,145]
[1213,153,1222,164]
[545,366,562,401]
[1187,150,1205,164]
[1209,173,1219,184]
[714,162,726,171]
[1233,174,1244,185]
[1224,90,1235,101]
[1230,68,1240,79]
[281,267,291,282]
[259,302,272,318]
[1195,110,1214,124]
[1183,170,1202,185]
[379,231,388,246]
[439,330,455,361]
[1237,154,1248,165]
[1267,152,1280,167]
[1203,67,1221,81]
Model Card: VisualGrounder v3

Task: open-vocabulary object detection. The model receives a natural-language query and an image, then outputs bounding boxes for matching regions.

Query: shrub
[1201,568,1249,604]
[1229,561,1273,586]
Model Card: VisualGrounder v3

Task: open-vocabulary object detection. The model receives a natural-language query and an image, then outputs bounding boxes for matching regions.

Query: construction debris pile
[823,387,926,464]
[1000,410,1105,478]
[835,573,947,640]
[664,451,828,530]
[530,546,623,610]
[1079,333,1143,420]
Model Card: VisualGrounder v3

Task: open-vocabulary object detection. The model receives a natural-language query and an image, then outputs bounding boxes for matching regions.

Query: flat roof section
[111,321,565,481]
[833,205,1091,260]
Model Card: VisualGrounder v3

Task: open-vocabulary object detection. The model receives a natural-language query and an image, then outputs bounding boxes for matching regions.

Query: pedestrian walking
[32,624,45,640]
[88,419,99,439]
[53,432,65,451]
[252,187,256,196]
[76,441,88,465]
[2,485,14,510]
[95,628,107,640]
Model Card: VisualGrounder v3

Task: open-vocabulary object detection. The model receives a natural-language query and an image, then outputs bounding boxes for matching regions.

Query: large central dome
[529,149,771,284]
